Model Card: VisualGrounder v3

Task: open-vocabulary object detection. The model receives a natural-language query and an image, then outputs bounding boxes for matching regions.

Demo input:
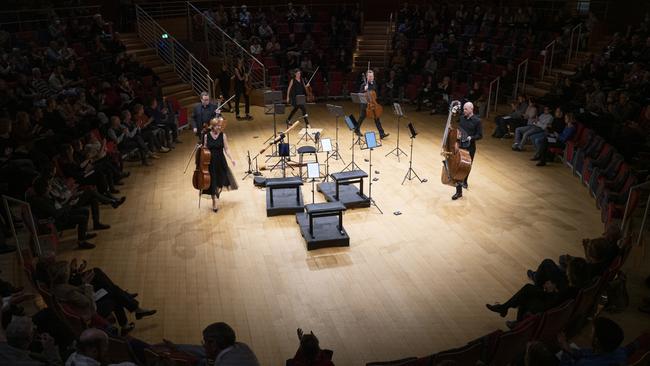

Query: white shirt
[66,352,137,366]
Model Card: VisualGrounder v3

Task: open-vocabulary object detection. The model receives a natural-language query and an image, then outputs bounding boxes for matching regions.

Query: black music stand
[341,115,362,172]
[349,93,366,147]
[325,104,345,163]
[360,131,383,214]
[268,136,294,178]
[263,90,285,159]
[306,162,320,204]
[385,102,408,161]
[402,122,426,184]
[295,95,315,144]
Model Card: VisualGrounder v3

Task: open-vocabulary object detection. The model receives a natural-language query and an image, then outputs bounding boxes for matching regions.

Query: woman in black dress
[203,118,237,212]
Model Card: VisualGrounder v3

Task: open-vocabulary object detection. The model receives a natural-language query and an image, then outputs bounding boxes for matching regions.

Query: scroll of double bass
[440,101,472,186]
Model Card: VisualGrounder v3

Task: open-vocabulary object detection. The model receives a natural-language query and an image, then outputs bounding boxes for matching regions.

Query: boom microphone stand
[325,104,345,163]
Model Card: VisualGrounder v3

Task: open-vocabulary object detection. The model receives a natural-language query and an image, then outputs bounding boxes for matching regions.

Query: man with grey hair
[0,316,61,365]
[162,322,259,366]
[452,101,482,200]
[192,92,218,139]
[65,328,136,366]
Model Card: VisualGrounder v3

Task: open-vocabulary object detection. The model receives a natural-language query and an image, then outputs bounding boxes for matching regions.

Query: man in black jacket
[453,101,482,200]
[191,92,218,140]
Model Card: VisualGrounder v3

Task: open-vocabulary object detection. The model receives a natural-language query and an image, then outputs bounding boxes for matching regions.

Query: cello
[440,101,472,186]
[363,64,383,119]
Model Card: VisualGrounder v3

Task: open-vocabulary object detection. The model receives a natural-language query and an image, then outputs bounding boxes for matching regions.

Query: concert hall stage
[51,102,609,366]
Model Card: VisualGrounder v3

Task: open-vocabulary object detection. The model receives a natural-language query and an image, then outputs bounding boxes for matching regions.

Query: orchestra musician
[285,69,311,128]
[203,118,238,212]
[356,70,389,139]
[192,92,218,140]
[234,58,252,120]
[453,102,482,200]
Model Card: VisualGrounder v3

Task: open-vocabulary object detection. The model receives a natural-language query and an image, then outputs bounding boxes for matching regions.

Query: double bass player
[452,102,482,200]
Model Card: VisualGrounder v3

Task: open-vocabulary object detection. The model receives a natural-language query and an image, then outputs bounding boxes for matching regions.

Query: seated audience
[557,317,627,365]
[287,328,334,366]
[0,316,61,365]
[65,328,137,366]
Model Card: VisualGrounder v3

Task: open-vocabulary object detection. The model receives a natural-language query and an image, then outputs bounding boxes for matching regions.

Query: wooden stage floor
[58,102,605,365]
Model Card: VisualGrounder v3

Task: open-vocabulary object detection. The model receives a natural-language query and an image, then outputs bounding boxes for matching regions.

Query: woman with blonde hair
[203,118,237,212]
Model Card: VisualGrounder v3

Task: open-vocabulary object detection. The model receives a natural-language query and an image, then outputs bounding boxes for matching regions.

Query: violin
[304,66,319,103]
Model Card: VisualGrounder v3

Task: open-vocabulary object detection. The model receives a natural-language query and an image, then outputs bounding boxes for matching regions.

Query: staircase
[120,33,198,117]
[353,21,392,72]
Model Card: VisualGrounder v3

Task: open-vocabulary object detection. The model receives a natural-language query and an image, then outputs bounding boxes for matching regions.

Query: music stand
[349,93,366,147]
[268,135,294,177]
[307,162,320,204]
[385,102,408,161]
[320,137,332,182]
[341,115,362,172]
[402,122,426,184]
[325,104,345,163]
[295,95,315,143]
[360,131,383,214]
[263,90,285,147]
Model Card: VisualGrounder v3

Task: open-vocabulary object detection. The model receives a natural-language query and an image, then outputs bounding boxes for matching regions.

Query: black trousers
[286,104,309,127]
[74,190,112,226]
[356,105,386,137]
[91,267,139,326]
[456,144,476,194]
[56,207,89,241]
[234,85,250,116]
[501,283,555,321]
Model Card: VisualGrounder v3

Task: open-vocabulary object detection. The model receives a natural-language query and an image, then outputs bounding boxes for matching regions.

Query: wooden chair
[534,300,576,347]
[488,315,540,366]
[434,341,484,365]
[365,357,418,366]
[107,336,139,365]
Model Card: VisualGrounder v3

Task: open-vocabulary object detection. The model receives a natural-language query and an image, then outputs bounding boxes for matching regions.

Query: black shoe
[527,270,536,282]
[93,223,111,230]
[84,233,98,240]
[380,133,390,139]
[109,188,120,194]
[506,320,518,329]
[174,139,182,144]
[114,180,124,186]
[135,309,157,320]
[111,197,126,209]
[462,182,468,189]
[452,192,462,200]
[486,303,508,318]
[530,155,540,161]
[78,241,96,250]
[236,115,243,120]
[128,292,138,298]
[245,115,253,120]
[120,322,135,336]
[120,171,131,179]
[536,161,546,166]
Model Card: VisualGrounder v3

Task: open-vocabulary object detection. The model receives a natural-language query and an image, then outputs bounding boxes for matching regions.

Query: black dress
[203,132,237,195]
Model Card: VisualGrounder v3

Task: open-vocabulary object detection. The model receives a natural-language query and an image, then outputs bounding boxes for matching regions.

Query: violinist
[203,118,238,212]
[191,92,218,140]
[234,58,252,120]
[285,69,311,128]
[356,70,389,139]
[452,102,482,200]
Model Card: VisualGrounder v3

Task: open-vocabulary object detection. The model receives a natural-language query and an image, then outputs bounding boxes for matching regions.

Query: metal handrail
[567,23,582,63]
[541,40,556,79]
[485,76,500,119]
[621,180,650,252]
[383,13,394,70]
[513,58,528,100]
[135,5,213,97]
[187,1,266,89]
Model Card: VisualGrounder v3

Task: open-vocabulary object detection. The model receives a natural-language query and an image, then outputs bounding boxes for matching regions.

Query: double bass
[363,64,383,119]
[192,144,211,191]
[440,101,472,186]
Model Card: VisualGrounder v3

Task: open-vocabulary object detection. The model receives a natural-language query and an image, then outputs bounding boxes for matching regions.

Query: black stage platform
[265,177,304,216]
[296,213,350,250]
[317,182,370,208]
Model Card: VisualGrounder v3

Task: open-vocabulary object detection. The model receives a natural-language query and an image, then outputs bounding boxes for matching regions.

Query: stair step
[168,89,196,101]
[136,54,160,63]
[152,65,174,74]
[560,63,578,71]
[161,77,183,86]
[357,35,387,41]
[120,33,139,39]
[550,68,576,76]
[357,39,388,46]
[522,85,548,97]
[158,71,180,81]
[126,48,155,56]
[178,95,198,106]
[162,83,191,94]
[534,81,553,89]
